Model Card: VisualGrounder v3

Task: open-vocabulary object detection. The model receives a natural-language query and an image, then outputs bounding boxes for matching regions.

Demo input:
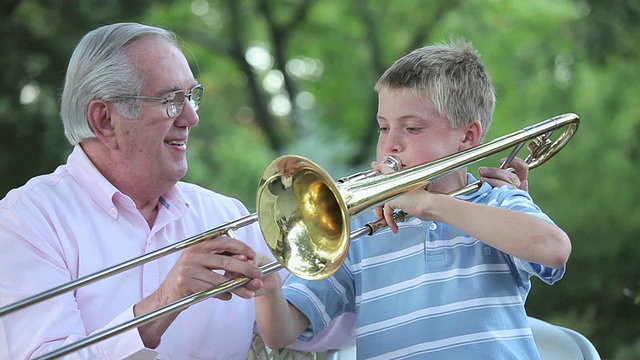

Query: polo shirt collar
[65,145,188,219]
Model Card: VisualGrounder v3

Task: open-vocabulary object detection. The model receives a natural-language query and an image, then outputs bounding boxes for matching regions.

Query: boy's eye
[378,127,389,133]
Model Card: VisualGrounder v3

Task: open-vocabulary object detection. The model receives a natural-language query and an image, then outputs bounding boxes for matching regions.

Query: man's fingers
[192,268,261,299]
[221,278,263,300]
[211,253,262,279]
[185,236,263,278]
[198,235,257,259]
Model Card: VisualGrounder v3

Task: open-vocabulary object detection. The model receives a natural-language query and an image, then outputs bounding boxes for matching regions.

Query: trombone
[2,113,578,359]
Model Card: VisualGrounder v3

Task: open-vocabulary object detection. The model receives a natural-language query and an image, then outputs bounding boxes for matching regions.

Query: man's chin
[167,162,188,182]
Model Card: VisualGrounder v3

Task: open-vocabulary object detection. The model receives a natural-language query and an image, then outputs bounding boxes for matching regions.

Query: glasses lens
[188,86,204,111]
[166,91,186,118]
[165,86,203,118]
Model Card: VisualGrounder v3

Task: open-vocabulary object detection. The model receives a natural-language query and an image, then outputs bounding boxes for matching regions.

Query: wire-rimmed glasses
[115,85,204,118]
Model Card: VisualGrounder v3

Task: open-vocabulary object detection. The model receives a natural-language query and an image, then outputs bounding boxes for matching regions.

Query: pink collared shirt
[0,145,284,359]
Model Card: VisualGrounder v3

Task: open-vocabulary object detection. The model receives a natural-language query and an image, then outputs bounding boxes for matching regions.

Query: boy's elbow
[260,336,282,350]
[549,230,572,269]
[261,334,296,351]
[255,319,296,350]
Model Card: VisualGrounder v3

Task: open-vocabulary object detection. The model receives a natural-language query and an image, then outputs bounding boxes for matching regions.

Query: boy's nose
[386,132,403,153]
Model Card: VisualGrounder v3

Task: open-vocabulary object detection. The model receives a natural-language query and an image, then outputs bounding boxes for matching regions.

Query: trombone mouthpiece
[381,155,402,172]
[337,155,401,184]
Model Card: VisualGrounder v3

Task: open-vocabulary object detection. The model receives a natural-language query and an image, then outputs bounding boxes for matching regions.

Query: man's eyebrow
[156,82,199,95]
[152,86,178,96]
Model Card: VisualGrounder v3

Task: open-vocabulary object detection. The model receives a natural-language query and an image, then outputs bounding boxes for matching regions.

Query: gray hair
[375,39,496,140]
[61,22,178,145]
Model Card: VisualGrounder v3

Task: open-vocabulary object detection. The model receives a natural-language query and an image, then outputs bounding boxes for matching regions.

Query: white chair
[323,345,356,360]
[528,316,601,360]
[323,317,600,360]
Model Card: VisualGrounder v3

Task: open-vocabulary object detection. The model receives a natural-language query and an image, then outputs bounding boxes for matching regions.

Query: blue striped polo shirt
[282,174,565,359]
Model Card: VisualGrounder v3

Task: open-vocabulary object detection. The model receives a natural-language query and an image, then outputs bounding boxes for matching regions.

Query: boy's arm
[253,261,311,349]
[381,191,571,269]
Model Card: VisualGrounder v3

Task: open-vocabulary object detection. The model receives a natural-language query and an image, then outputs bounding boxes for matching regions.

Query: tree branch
[258,0,316,139]
[228,0,283,152]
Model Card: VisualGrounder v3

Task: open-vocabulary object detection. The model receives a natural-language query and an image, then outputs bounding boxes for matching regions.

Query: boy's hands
[369,156,530,233]
[479,157,529,191]
[249,253,282,297]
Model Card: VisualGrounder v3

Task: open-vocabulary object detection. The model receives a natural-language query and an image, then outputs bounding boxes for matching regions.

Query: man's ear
[459,120,482,151]
[87,99,117,149]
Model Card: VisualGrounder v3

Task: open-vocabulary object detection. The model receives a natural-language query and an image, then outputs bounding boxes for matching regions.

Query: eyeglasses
[115,85,204,118]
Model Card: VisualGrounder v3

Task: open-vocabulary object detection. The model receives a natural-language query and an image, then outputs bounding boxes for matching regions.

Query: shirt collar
[65,145,189,219]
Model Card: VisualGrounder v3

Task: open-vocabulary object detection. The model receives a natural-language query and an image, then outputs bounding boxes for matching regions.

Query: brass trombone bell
[255,154,402,280]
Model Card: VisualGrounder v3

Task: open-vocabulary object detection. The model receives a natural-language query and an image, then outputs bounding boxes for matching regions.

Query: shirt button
[110,207,116,214]
[429,222,437,231]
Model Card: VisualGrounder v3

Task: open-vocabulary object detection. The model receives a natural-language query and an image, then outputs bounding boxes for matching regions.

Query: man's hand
[134,234,264,348]
[153,235,263,307]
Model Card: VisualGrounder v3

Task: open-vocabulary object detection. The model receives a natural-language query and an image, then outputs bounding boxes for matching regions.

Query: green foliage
[1,0,639,358]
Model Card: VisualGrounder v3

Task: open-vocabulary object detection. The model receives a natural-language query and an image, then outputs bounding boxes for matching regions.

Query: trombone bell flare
[257,156,351,281]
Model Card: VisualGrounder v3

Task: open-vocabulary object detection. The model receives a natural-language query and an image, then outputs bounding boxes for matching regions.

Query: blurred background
[1,0,638,358]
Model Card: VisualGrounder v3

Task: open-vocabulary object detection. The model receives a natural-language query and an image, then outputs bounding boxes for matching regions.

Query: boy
[255,39,571,359]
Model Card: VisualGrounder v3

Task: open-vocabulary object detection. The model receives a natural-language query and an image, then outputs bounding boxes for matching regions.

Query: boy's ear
[459,120,482,151]
[87,99,117,149]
